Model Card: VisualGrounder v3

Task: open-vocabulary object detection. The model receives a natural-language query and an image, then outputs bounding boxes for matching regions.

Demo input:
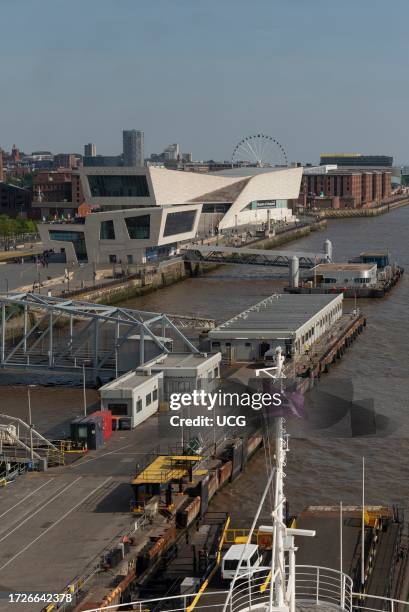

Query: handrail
[78,566,409,612]
[352,592,409,610]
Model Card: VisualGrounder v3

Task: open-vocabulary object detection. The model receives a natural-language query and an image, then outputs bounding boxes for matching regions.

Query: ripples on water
[122,208,409,514]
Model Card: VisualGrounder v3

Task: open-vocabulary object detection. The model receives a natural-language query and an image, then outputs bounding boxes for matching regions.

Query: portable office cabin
[70,414,104,450]
[99,371,162,429]
[139,352,222,400]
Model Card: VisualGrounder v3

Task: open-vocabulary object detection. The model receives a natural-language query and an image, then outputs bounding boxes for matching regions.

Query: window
[127,254,133,264]
[87,174,150,198]
[100,219,115,240]
[77,426,88,439]
[146,393,152,406]
[136,399,142,413]
[153,389,158,402]
[212,342,221,347]
[163,210,196,236]
[125,214,150,239]
[109,254,117,263]
[49,230,87,262]
[107,403,128,416]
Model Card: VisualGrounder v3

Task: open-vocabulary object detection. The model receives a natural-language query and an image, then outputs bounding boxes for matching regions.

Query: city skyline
[1,0,409,162]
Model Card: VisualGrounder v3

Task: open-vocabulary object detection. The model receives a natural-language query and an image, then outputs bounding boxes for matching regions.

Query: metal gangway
[183,241,332,269]
[0,292,210,380]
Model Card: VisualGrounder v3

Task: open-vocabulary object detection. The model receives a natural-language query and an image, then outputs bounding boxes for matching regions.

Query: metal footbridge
[0,292,214,380]
[183,244,331,268]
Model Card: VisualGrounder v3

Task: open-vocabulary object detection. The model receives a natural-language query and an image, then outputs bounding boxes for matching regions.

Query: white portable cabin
[99,371,162,429]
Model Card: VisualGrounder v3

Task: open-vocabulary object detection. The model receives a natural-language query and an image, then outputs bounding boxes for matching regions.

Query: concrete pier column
[289,256,299,288]
[324,239,333,262]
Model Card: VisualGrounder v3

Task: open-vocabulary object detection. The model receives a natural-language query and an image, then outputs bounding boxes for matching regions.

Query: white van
[221,544,262,580]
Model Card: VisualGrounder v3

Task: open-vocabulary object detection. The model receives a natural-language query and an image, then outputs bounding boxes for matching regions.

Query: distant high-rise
[0,148,3,181]
[84,143,96,157]
[123,130,144,167]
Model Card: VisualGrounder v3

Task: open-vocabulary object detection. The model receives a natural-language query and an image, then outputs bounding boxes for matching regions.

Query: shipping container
[218,461,232,487]
[247,434,263,457]
[176,496,201,528]
[241,436,249,469]
[200,475,209,517]
[231,439,243,481]
[90,410,112,440]
[208,472,219,500]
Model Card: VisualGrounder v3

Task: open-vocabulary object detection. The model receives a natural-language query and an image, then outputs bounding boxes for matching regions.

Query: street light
[82,359,91,417]
[27,384,37,464]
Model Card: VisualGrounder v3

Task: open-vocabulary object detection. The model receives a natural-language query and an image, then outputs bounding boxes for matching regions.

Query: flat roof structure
[132,455,202,485]
[99,370,160,393]
[142,352,221,374]
[209,294,342,340]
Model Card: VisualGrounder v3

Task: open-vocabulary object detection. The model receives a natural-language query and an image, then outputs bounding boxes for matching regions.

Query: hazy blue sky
[1,0,408,163]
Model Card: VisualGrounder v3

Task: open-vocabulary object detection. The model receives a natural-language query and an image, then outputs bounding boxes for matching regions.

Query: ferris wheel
[231,134,288,168]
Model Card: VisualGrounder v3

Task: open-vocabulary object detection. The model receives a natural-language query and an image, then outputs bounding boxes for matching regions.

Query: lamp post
[83,362,87,417]
[82,359,92,417]
[27,385,36,463]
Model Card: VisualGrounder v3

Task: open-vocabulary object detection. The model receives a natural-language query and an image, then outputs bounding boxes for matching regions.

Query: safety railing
[78,590,230,612]
[79,567,409,612]
[352,593,409,612]
[227,565,353,611]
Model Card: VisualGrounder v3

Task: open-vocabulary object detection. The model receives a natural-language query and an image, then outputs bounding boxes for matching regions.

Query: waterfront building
[123,129,144,167]
[77,165,301,230]
[37,203,202,264]
[37,164,301,263]
[53,153,78,170]
[208,293,343,361]
[320,153,393,167]
[309,262,378,288]
[0,182,33,218]
[293,167,392,210]
[84,143,96,157]
[32,169,84,218]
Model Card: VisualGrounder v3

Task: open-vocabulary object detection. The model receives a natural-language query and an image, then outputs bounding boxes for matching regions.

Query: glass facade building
[88,175,150,198]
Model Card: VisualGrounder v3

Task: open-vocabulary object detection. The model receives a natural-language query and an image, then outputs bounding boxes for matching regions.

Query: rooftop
[147,352,219,370]
[209,294,341,336]
[99,370,158,391]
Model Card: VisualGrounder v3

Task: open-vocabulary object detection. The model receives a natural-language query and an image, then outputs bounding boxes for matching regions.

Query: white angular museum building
[38,165,302,265]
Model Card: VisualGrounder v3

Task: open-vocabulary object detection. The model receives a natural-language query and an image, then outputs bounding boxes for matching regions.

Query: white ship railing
[352,594,409,611]
[227,565,353,611]
[82,564,357,611]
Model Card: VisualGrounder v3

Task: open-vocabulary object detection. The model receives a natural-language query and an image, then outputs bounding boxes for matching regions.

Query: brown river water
[121,207,409,517]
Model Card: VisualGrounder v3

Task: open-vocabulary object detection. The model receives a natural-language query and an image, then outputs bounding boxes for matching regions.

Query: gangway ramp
[183,245,330,268]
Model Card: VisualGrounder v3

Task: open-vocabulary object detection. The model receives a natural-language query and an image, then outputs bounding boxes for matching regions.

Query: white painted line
[69,443,134,467]
[0,477,82,545]
[0,479,55,520]
[0,477,112,572]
